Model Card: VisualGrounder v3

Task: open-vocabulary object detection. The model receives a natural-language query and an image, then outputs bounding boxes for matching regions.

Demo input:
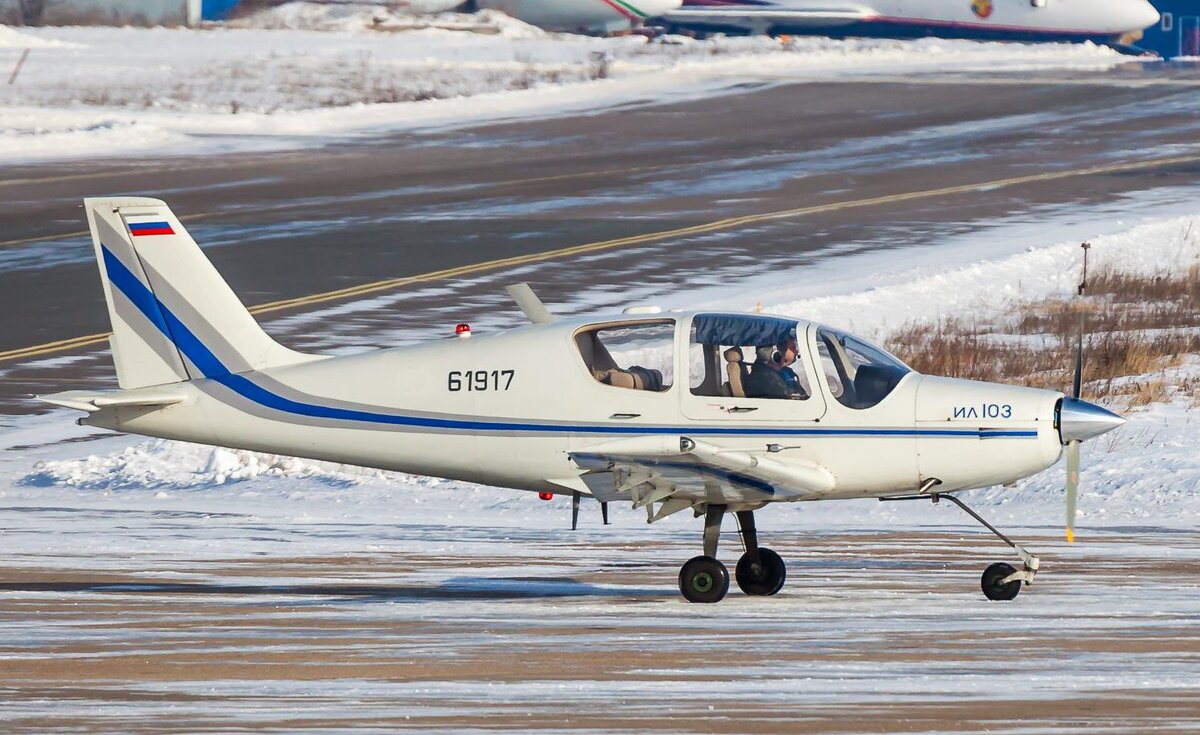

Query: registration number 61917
[447,370,514,392]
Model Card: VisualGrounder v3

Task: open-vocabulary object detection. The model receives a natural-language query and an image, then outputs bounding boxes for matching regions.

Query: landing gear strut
[882,492,1040,601]
[677,505,786,603]
[733,510,786,596]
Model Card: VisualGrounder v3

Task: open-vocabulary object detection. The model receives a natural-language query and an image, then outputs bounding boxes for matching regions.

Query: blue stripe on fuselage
[99,244,1039,439]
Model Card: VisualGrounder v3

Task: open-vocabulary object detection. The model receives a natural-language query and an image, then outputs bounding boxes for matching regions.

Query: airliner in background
[470,0,684,33]
[658,0,1160,46]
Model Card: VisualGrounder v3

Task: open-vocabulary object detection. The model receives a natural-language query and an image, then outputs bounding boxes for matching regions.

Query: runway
[1,508,1197,733]
[3,72,1200,412]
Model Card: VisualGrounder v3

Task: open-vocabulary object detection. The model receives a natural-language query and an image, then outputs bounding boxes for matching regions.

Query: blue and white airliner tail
[660,0,1160,45]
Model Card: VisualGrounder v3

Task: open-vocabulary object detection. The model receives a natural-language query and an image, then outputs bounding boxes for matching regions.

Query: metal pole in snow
[8,49,30,85]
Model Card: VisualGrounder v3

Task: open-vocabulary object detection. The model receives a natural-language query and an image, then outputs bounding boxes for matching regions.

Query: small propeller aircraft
[42,198,1125,602]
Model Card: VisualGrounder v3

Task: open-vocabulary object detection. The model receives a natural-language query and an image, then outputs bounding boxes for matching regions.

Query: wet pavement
[1,511,1197,734]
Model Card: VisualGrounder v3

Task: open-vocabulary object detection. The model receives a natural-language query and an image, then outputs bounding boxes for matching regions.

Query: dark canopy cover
[693,314,796,347]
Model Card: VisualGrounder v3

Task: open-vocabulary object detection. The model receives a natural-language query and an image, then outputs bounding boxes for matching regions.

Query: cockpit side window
[575,320,674,392]
[689,314,812,401]
[815,326,911,409]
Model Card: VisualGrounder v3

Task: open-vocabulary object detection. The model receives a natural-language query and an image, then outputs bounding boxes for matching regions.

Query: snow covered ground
[0,4,1133,164]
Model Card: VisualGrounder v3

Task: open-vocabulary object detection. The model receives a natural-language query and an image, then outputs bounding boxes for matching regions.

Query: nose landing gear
[881,491,1040,601]
[677,505,786,603]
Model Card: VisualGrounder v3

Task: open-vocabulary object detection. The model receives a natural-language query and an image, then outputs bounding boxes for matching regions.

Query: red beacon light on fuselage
[455,323,471,339]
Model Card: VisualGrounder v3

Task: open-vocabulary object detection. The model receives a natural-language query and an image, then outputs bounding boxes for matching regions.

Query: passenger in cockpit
[745,337,807,400]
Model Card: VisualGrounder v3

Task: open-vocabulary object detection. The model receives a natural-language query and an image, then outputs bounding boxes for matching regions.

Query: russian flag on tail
[128,220,175,237]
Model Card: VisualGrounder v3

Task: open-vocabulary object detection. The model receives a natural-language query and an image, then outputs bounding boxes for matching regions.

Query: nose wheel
[981,562,1023,601]
[677,505,786,602]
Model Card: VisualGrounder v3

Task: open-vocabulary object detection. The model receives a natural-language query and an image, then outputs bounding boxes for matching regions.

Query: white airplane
[42,198,1125,603]
[468,0,684,34]
[659,0,1160,46]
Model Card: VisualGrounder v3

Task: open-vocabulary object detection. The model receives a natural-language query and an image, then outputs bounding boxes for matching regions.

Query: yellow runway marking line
[5,152,1200,365]
[0,333,111,363]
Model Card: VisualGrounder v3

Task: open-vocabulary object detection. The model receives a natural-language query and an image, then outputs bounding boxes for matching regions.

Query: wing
[569,435,835,523]
[661,5,873,30]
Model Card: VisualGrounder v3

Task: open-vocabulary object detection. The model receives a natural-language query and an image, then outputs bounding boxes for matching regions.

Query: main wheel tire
[735,547,786,596]
[678,555,730,603]
[981,562,1022,601]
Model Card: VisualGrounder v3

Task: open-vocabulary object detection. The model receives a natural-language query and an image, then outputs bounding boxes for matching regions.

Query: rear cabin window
[575,320,674,392]
[689,313,812,401]
[815,326,911,409]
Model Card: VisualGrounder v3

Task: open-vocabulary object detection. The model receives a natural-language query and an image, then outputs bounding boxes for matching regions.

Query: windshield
[815,327,910,409]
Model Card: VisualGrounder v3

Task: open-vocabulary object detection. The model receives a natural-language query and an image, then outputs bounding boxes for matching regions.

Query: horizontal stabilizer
[37,389,185,413]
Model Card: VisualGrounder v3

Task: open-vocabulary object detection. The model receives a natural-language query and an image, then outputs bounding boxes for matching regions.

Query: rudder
[85,197,316,389]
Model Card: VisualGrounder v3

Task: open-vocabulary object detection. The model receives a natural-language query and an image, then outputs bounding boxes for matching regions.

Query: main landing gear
[882,491,1040,601]
[678,505,786,603]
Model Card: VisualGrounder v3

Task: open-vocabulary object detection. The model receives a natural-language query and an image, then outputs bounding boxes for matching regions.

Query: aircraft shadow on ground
[0,577,666,603]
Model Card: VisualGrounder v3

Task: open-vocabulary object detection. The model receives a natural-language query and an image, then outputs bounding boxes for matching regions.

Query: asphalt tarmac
[2,520,1197,734]
[3,71,1200,413]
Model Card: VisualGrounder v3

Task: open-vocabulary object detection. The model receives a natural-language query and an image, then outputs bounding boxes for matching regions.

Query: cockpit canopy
[571,312,912,409]
[689,313,910,409]
[689,313,812,401]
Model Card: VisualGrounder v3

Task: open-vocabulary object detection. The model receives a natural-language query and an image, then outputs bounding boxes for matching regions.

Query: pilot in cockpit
[745,336,808,400]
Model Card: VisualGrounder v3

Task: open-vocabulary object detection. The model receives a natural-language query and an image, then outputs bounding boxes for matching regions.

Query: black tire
[981,562,1022,601]
[678,555,730,603]
[735,547,786,596]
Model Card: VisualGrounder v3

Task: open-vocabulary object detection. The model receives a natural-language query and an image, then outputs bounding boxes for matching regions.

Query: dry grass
[885,263,1200,408]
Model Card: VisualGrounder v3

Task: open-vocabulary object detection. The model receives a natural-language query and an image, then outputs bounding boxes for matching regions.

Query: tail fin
[85,197,316,389]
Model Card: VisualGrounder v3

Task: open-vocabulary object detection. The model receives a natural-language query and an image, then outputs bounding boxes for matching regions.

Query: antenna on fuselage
[506,283,555,325]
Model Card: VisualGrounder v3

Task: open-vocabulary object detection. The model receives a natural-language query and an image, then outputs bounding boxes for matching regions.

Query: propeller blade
[571,491,581,531]
[1066,440,1080,543]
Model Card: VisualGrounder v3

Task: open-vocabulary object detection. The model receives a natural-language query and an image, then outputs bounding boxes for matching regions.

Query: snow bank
[0,11,1127,164]
[0,25,77,48]
[764,215,1200,341]
[21,438,383,490]
[228,3,547,39]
